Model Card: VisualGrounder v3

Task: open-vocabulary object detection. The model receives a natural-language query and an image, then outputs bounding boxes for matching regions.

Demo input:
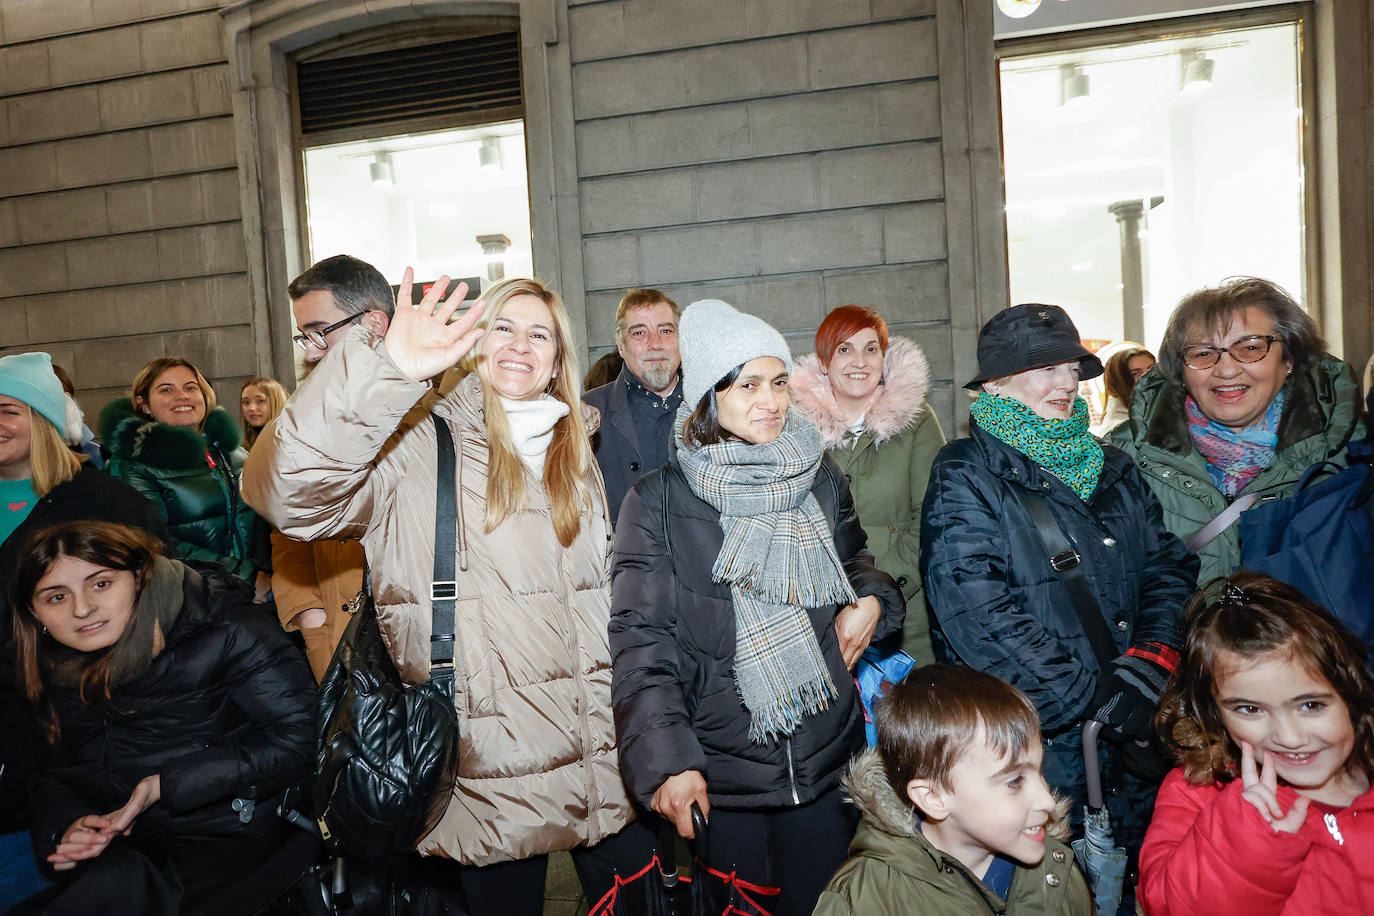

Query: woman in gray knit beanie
[609,299,903,916]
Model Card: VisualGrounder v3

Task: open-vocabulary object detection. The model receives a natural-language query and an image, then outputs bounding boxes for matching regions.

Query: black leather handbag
[313,416,462,858]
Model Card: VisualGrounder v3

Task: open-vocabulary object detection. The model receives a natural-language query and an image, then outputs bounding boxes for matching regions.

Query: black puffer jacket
[919,424,1198,734]
[99,400,266,583]
[27,567,316,854]
[610,455,903,810]
[0,465,175,832]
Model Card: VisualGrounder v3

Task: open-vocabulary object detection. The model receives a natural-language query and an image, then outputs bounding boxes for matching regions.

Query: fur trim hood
[843,748,1072,842]
[790,337,932,449]
[99,397,243,470]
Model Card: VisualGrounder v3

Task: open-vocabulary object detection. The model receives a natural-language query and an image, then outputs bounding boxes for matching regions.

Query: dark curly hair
[1156,572,1374,786]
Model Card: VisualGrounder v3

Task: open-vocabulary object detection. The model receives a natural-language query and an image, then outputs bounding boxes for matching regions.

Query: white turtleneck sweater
[499,395,570,478]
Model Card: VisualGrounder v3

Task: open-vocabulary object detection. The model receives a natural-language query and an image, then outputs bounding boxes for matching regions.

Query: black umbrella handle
[656,802,711,888]
[1082,720,1105,810]
[656,815,679,887]
[689,803,709,866]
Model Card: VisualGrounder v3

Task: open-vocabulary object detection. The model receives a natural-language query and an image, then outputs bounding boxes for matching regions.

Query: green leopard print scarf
[970,393,1103,502]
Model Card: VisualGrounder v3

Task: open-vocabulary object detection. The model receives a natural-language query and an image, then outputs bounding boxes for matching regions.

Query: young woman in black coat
[7,521,317,916]
[610,300,903,916]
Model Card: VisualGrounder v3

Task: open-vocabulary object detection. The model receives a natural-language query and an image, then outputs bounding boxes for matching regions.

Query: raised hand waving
[383,268,487,382]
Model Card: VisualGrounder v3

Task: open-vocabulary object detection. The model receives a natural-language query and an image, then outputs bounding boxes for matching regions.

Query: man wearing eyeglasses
[289,254,395,372]
[266,254,396,679]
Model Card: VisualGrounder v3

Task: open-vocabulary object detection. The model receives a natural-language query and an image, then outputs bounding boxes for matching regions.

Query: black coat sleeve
[608,474,708,809]
[158,602,317,813]
[825,460,904,643]
[1119,460,1198,650]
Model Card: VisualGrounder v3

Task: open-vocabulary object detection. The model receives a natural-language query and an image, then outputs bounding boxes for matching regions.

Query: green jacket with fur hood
[814,750,1092,916]
[789,338,946,664]
[1108,357,1364,585]
[99,399,265,583]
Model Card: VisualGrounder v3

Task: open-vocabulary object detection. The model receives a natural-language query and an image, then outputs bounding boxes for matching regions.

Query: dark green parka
[790,338,946,664]
[815,750,1092,916]
[99,399,266,583]
[1109,357,1365,584]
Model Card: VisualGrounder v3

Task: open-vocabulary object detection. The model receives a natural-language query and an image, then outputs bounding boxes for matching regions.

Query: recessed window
[1000,20,1305,351]
[302,121,533,289]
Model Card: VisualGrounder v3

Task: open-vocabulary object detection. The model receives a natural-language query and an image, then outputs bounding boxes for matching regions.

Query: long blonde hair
[458,278,592,547]
[28,406,82,496]
[239,377,288,449]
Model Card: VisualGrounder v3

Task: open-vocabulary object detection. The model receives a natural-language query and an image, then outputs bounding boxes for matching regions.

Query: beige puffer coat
[242,328,633,865]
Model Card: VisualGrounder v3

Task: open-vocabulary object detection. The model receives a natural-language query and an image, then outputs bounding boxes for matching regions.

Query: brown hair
[680,364,746,449]
[239,376,289,449]
[1157,277,1326,387]
[26,406,83,497]
[1157,572,1374,786]
[1102,347,1154,403]
[815,305,889,368]
[131,358,218,425]
[614,289,680,348]
[876,665,1041,804]
[9,522,161,744]
[457,277,592,548]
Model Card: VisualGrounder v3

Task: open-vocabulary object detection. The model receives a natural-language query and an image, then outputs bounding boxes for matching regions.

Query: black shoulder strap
[1007,486,1119,672]
[430,417,457,682]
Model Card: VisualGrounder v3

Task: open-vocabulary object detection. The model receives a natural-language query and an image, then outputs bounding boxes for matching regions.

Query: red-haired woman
[790,306,945,663]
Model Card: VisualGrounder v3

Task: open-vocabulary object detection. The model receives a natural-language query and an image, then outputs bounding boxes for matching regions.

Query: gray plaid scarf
[675,407,857,744]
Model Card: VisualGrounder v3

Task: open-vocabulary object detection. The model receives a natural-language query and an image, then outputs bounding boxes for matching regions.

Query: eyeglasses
[292,314,361,351]
[1181,335,1280,371]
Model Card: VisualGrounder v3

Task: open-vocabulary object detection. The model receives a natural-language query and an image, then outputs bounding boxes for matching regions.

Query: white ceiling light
[1059,65,1090,107]
[1180,50,1215,93]
[478,137,503,171]
[369,152,394,187]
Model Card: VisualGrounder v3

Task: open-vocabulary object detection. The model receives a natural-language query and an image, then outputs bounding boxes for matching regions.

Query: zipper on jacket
[784,738,800,805]
[211,443,245,560]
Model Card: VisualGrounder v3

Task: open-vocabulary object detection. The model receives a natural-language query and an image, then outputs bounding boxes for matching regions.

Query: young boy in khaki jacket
[815,666,1093,916]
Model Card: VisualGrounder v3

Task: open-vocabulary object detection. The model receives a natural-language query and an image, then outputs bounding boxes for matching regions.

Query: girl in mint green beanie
[0,352,83,545]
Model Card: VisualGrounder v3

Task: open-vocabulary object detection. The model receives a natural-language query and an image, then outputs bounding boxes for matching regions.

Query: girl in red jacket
[1139,572,1374,916]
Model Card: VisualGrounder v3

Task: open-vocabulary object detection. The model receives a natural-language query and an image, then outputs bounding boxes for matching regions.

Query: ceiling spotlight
[1180,50,1214,93]
[369,152,394,187]
[478,137,503,171]
[1059,65,1090,107]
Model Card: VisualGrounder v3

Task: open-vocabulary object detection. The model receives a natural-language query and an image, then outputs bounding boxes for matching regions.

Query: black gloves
[1092,642,1178,741]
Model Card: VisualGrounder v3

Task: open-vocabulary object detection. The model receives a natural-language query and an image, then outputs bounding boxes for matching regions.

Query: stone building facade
[0,0,1370,436]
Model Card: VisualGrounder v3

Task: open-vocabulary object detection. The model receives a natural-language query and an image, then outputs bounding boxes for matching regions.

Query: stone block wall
[0,0,254,425]
[567,0,962,429]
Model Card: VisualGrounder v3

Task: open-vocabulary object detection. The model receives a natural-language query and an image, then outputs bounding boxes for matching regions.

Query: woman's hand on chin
[383,268,487,382]
[835,594,882,669]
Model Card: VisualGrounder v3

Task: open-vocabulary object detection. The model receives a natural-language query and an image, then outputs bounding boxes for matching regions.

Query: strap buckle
[431,581,457,601]
[1050,550,1081,572]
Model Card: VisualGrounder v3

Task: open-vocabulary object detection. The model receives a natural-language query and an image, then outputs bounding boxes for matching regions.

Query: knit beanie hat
[0,352,81,440]
[679,299,793,409]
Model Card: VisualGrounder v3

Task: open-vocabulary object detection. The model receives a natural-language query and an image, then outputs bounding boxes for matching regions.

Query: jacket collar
[1130,358,1357,458]
[98,398,242,469]
[437,370,601,438]
[790,338,932,449]
[969,420,1125,499]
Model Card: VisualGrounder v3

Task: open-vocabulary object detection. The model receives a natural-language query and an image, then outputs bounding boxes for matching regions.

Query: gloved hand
[1091,642,1179,741]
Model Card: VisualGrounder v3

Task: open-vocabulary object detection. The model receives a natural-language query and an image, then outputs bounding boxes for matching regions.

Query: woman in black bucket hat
[918,304,1197,908]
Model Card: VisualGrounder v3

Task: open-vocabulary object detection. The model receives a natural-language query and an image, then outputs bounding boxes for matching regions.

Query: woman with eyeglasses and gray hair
[1109,277,1365,585]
